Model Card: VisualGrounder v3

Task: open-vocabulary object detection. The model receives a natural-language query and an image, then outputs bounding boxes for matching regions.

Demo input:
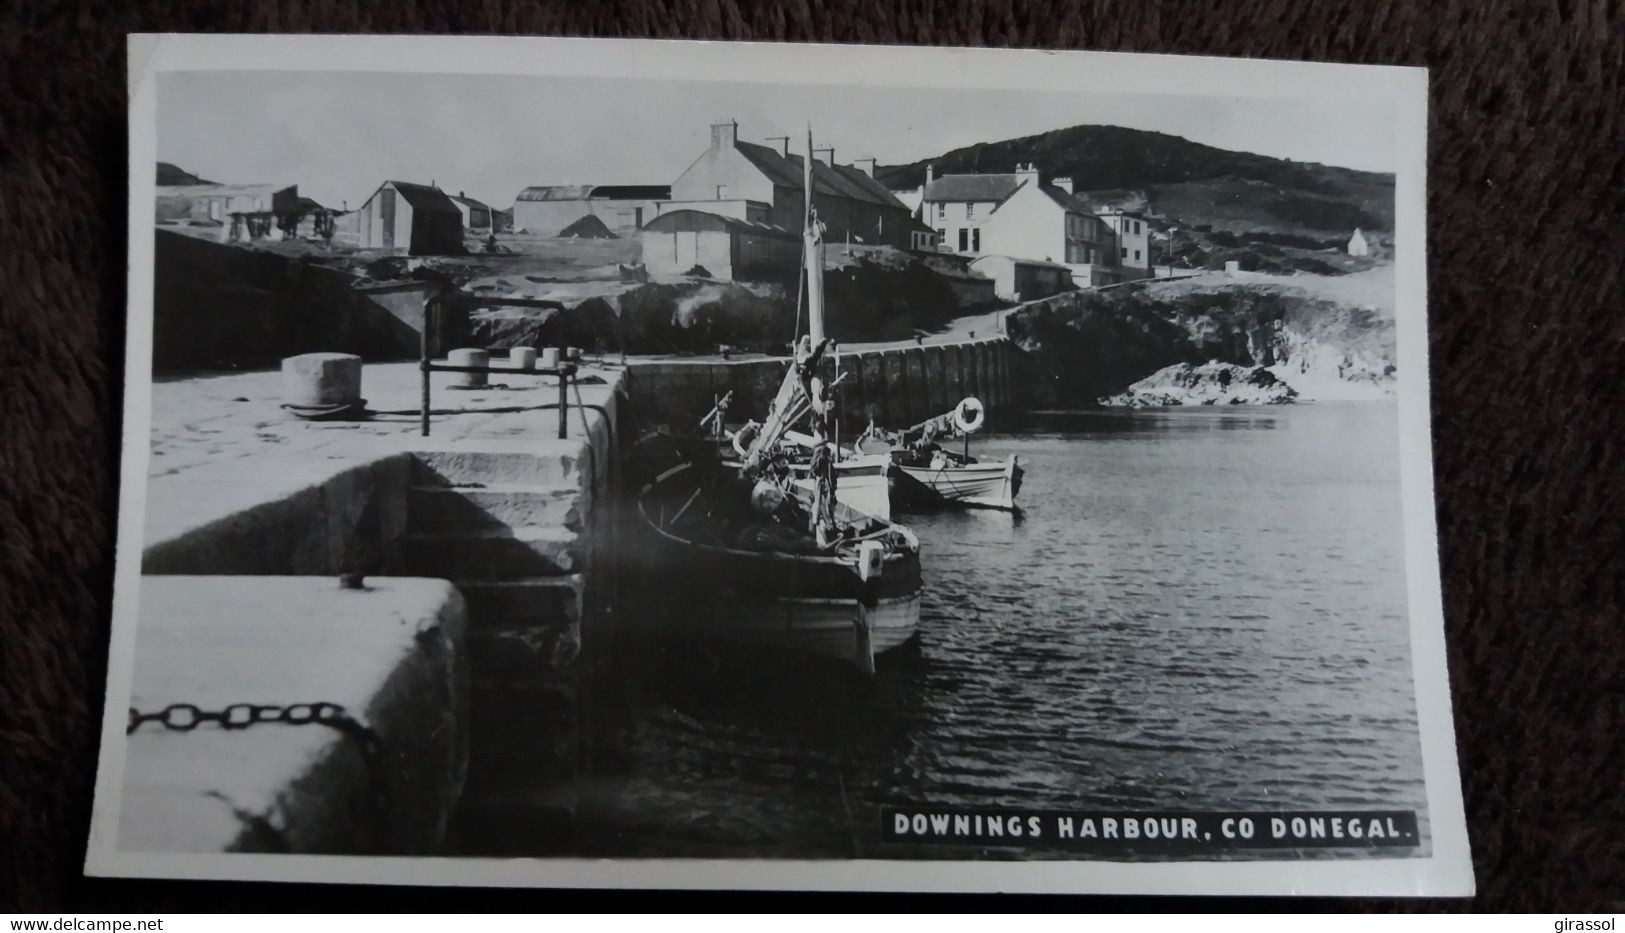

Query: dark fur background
[1,0,1620,912]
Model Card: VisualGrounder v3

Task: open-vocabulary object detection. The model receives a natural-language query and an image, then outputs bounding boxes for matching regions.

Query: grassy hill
[877,125,1393,236]
[157,162,213,186]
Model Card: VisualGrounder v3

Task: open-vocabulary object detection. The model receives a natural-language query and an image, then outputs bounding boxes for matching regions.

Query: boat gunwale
[636,460,921,565]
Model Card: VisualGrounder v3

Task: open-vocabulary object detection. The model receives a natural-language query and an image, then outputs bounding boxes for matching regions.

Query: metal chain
[127,702,383,763]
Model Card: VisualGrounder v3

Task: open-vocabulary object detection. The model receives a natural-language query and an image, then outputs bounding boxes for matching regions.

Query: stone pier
[116,361,622,856]
[624,335,1018,433]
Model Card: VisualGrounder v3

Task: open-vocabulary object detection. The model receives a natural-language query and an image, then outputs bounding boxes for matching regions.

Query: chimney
[812,146,834,167]
[765,135,790,157]
[459,190,465,198]
[854,157,877,178]
[925,164,934,189]
[710,119,738,151]
[1053,176,1073,194]
[1015,162,1039,186]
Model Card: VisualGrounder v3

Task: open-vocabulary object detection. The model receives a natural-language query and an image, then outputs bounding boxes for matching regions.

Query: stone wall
[625,336,1015,433]
[153,229,439,372]
[142,454,413,577]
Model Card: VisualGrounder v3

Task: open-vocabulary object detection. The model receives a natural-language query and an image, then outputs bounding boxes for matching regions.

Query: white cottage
[1348,227,1371,257]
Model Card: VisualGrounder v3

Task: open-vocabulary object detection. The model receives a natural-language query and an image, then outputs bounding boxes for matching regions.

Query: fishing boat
[632,131,923,674]
[855,399,1025,512]
[722,421,895,521]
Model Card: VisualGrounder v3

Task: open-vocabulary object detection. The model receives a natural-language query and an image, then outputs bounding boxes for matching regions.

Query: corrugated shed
[516,185,596,202]
[642,209,798,241]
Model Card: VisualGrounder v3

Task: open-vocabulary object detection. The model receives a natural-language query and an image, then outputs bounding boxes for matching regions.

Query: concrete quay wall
[127,366,624,855]
[625,336,1016,432]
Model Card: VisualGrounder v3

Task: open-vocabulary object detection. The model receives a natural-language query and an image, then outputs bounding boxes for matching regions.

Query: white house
[967,255,1073,302]
[448,192,493,234]
[922,163,1126,287]
[1095,206,1152,280]
[1348,227,1371,257]
[659,120,917,250]
[342,180,464,255]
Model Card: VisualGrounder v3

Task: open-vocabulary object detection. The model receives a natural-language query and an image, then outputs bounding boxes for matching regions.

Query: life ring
[953,397,986,434]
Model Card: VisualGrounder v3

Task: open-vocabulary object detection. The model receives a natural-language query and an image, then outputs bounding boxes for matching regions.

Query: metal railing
[417,294,579,439]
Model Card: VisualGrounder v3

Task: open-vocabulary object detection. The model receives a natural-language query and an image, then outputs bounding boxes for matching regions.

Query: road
[836,304,1014,353]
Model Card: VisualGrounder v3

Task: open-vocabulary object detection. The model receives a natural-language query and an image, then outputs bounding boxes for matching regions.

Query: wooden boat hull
[636,461,923,673]
[895,456,1023,511]
[703,591,921,659]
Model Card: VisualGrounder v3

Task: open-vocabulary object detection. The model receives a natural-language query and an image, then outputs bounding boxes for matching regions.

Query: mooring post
[419,295,434,437]
[557,330,570,441]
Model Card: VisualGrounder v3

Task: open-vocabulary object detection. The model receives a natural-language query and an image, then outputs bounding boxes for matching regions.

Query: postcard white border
[90,33,1469,897]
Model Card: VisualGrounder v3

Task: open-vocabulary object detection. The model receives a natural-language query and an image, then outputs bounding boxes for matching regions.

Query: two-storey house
[921,164,1128,287]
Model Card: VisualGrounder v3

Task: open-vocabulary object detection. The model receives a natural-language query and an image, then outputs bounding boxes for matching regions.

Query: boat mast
[804,127,825,347]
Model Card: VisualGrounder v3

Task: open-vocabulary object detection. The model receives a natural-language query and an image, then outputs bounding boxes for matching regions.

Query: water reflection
[596,403,1425,860]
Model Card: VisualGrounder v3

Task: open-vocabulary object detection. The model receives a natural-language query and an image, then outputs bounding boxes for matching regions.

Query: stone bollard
[281,352,363,417]
[510,347,537,370]
[447,348,489,390]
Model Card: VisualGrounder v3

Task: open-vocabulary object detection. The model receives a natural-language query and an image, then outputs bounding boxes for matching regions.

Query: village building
[449,192,494,234]
[512,185,671,237]
[639,209,800,281]
[922,164,1126,287]
[659,120,918,252]
[967,255,1074,302]
[1347,227,1371,257]
[1095,207,1153,280]
[344,180,464,255]
[290,196,342,241]
[155,182,303,243]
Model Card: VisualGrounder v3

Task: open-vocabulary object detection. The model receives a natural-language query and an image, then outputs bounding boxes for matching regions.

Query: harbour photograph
[87,35,1469,895]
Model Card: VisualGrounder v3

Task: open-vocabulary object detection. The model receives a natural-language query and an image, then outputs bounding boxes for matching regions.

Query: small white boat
[893,450,1024,512]
[857,398,1025,513]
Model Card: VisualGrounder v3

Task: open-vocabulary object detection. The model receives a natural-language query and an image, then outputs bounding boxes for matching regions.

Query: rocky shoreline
[1007,265,1398,409]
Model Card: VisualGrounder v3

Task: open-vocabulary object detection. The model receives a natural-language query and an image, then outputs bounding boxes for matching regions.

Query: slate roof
[833,164,911,210]
[923,173,1025,203]
[733,141,908,211]
[1039,184,1094,214]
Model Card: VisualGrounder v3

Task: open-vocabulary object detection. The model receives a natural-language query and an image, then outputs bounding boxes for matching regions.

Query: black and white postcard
[88,34,1471,896]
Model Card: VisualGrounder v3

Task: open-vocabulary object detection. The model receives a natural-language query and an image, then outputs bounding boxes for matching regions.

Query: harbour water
[593,402,1427,859]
